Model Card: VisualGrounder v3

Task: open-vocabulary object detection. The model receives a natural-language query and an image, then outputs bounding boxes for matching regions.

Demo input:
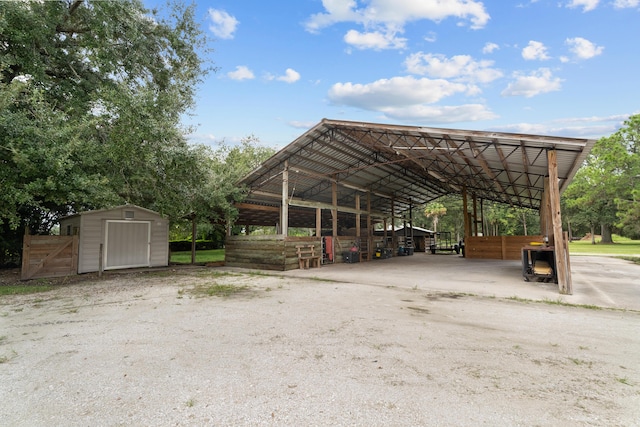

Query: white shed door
[104,221,151,270]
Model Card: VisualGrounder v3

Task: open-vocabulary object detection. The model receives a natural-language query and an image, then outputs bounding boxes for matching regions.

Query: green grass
[0,284,55,296]
[170,249,225,264]
[569,237,640,256]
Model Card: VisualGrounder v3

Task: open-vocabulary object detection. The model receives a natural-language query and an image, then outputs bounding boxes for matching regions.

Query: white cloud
[522,41,550,60]
[424,31,437,43]
[383,104,498,123]
[613,0,639,7]
[566,37,604,59]
[566,0,599,12]
[305,0,360,33]
[328,76,469,110]
[482,42,500,54]
[276,68,301,83]
[288,121,317,129]
[305,0,490,50]
[326,75,495,123]
[501,68,562,98]
[227,66,254,81]
[494,113,637,138]
[208,9,239,39]
[344,29,407,50]
[404,52,503,84]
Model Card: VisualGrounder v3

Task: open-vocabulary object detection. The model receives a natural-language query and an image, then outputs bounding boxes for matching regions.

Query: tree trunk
[590,225,596,245]
[522,212,528,236]
[191,215,197,264]
[601,223,614,244]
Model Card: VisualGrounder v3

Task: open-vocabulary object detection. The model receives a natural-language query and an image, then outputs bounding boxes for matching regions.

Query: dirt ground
[1,265,639,426]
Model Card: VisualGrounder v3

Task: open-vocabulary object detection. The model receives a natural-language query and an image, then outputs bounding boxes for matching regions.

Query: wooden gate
[21,235,79,280]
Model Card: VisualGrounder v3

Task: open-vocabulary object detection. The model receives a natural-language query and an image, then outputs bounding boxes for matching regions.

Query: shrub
[169,239,223,252]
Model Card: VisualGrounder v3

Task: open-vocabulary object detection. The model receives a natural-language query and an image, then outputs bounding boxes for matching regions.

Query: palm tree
[424,202,447,232]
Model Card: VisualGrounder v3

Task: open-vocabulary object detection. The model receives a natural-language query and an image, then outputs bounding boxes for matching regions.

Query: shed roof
[237,119,595,226]
[60,204,165,220]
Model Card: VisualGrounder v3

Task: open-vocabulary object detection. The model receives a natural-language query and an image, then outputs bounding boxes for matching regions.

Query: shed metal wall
[61,206,168,274]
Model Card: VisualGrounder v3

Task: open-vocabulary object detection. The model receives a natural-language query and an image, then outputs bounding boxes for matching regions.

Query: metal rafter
[236,119,596,227]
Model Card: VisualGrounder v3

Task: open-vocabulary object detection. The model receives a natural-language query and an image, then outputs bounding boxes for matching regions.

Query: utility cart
[521,245,557,283]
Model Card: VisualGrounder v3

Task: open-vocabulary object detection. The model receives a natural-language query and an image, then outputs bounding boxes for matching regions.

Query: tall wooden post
[540,177,552,241]
[462,186,470,238]
[472,194,478,236]
[355,194,361,238]
[315,208,321,237]
[548,150,572,294]
[332,178,338,239]
[281,161,289,237]
[479,198,485,236]
[391,197,396,250]
[409,201,414,243]
[383,218,388,242]
[366,192,372,253]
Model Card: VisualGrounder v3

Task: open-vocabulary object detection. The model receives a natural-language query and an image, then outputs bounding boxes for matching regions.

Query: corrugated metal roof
[236,119,595,227]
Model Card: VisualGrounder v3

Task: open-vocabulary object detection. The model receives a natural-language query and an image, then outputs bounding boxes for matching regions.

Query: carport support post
[462,186,470,239]
[541,178,551,240]
[367,193,372,252]
[316,208,321,238]
[547,149,572,294]
[355,194,361,238]
[391,197,396,250]
[472,194,479,236]
[281,161,289,237]
[332,178,338,239]
[409,201,414,244]
[480,198,485,236]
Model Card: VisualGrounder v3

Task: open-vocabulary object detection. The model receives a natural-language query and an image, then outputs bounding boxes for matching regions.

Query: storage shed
[59,205,169,274]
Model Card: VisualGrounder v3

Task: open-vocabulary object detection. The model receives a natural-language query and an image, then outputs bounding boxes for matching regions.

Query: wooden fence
[225,235,374,271]
[21,235,79,280]
[225,235,321,271]
[465,235,543,260]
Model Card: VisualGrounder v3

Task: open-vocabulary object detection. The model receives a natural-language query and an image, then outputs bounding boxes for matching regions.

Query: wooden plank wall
[284,237,322,270]
[465,235,543,260]
[21,235,79,280]
[225,235,323,271]
[225,235,382,270]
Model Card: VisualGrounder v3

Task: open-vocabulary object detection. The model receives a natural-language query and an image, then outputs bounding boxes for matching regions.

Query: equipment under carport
[522,245,557,283]
[428,231,460,254]
[374,248,393,259]
[342,251,360,263]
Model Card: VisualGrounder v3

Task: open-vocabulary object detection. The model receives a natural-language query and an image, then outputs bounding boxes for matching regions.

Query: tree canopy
[0,0,233,264]
[563,114,640,242]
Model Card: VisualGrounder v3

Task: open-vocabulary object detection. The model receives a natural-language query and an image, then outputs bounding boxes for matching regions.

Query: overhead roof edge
[235,118,597,223]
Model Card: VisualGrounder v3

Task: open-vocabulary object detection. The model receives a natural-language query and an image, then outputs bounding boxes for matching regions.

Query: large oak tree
[0,0,216,264]
[563,114,640,242]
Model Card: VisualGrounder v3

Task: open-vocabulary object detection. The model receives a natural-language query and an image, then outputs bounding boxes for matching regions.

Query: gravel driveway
[1,267,639,426]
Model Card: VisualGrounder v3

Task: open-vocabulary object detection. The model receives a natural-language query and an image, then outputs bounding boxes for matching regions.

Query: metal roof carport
[234,119,596,294]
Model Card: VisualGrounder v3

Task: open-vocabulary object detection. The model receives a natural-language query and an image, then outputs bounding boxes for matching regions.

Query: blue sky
[147,0,640,149]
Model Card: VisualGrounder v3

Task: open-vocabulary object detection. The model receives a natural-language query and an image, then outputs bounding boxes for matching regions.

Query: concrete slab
[281,252,640,311]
